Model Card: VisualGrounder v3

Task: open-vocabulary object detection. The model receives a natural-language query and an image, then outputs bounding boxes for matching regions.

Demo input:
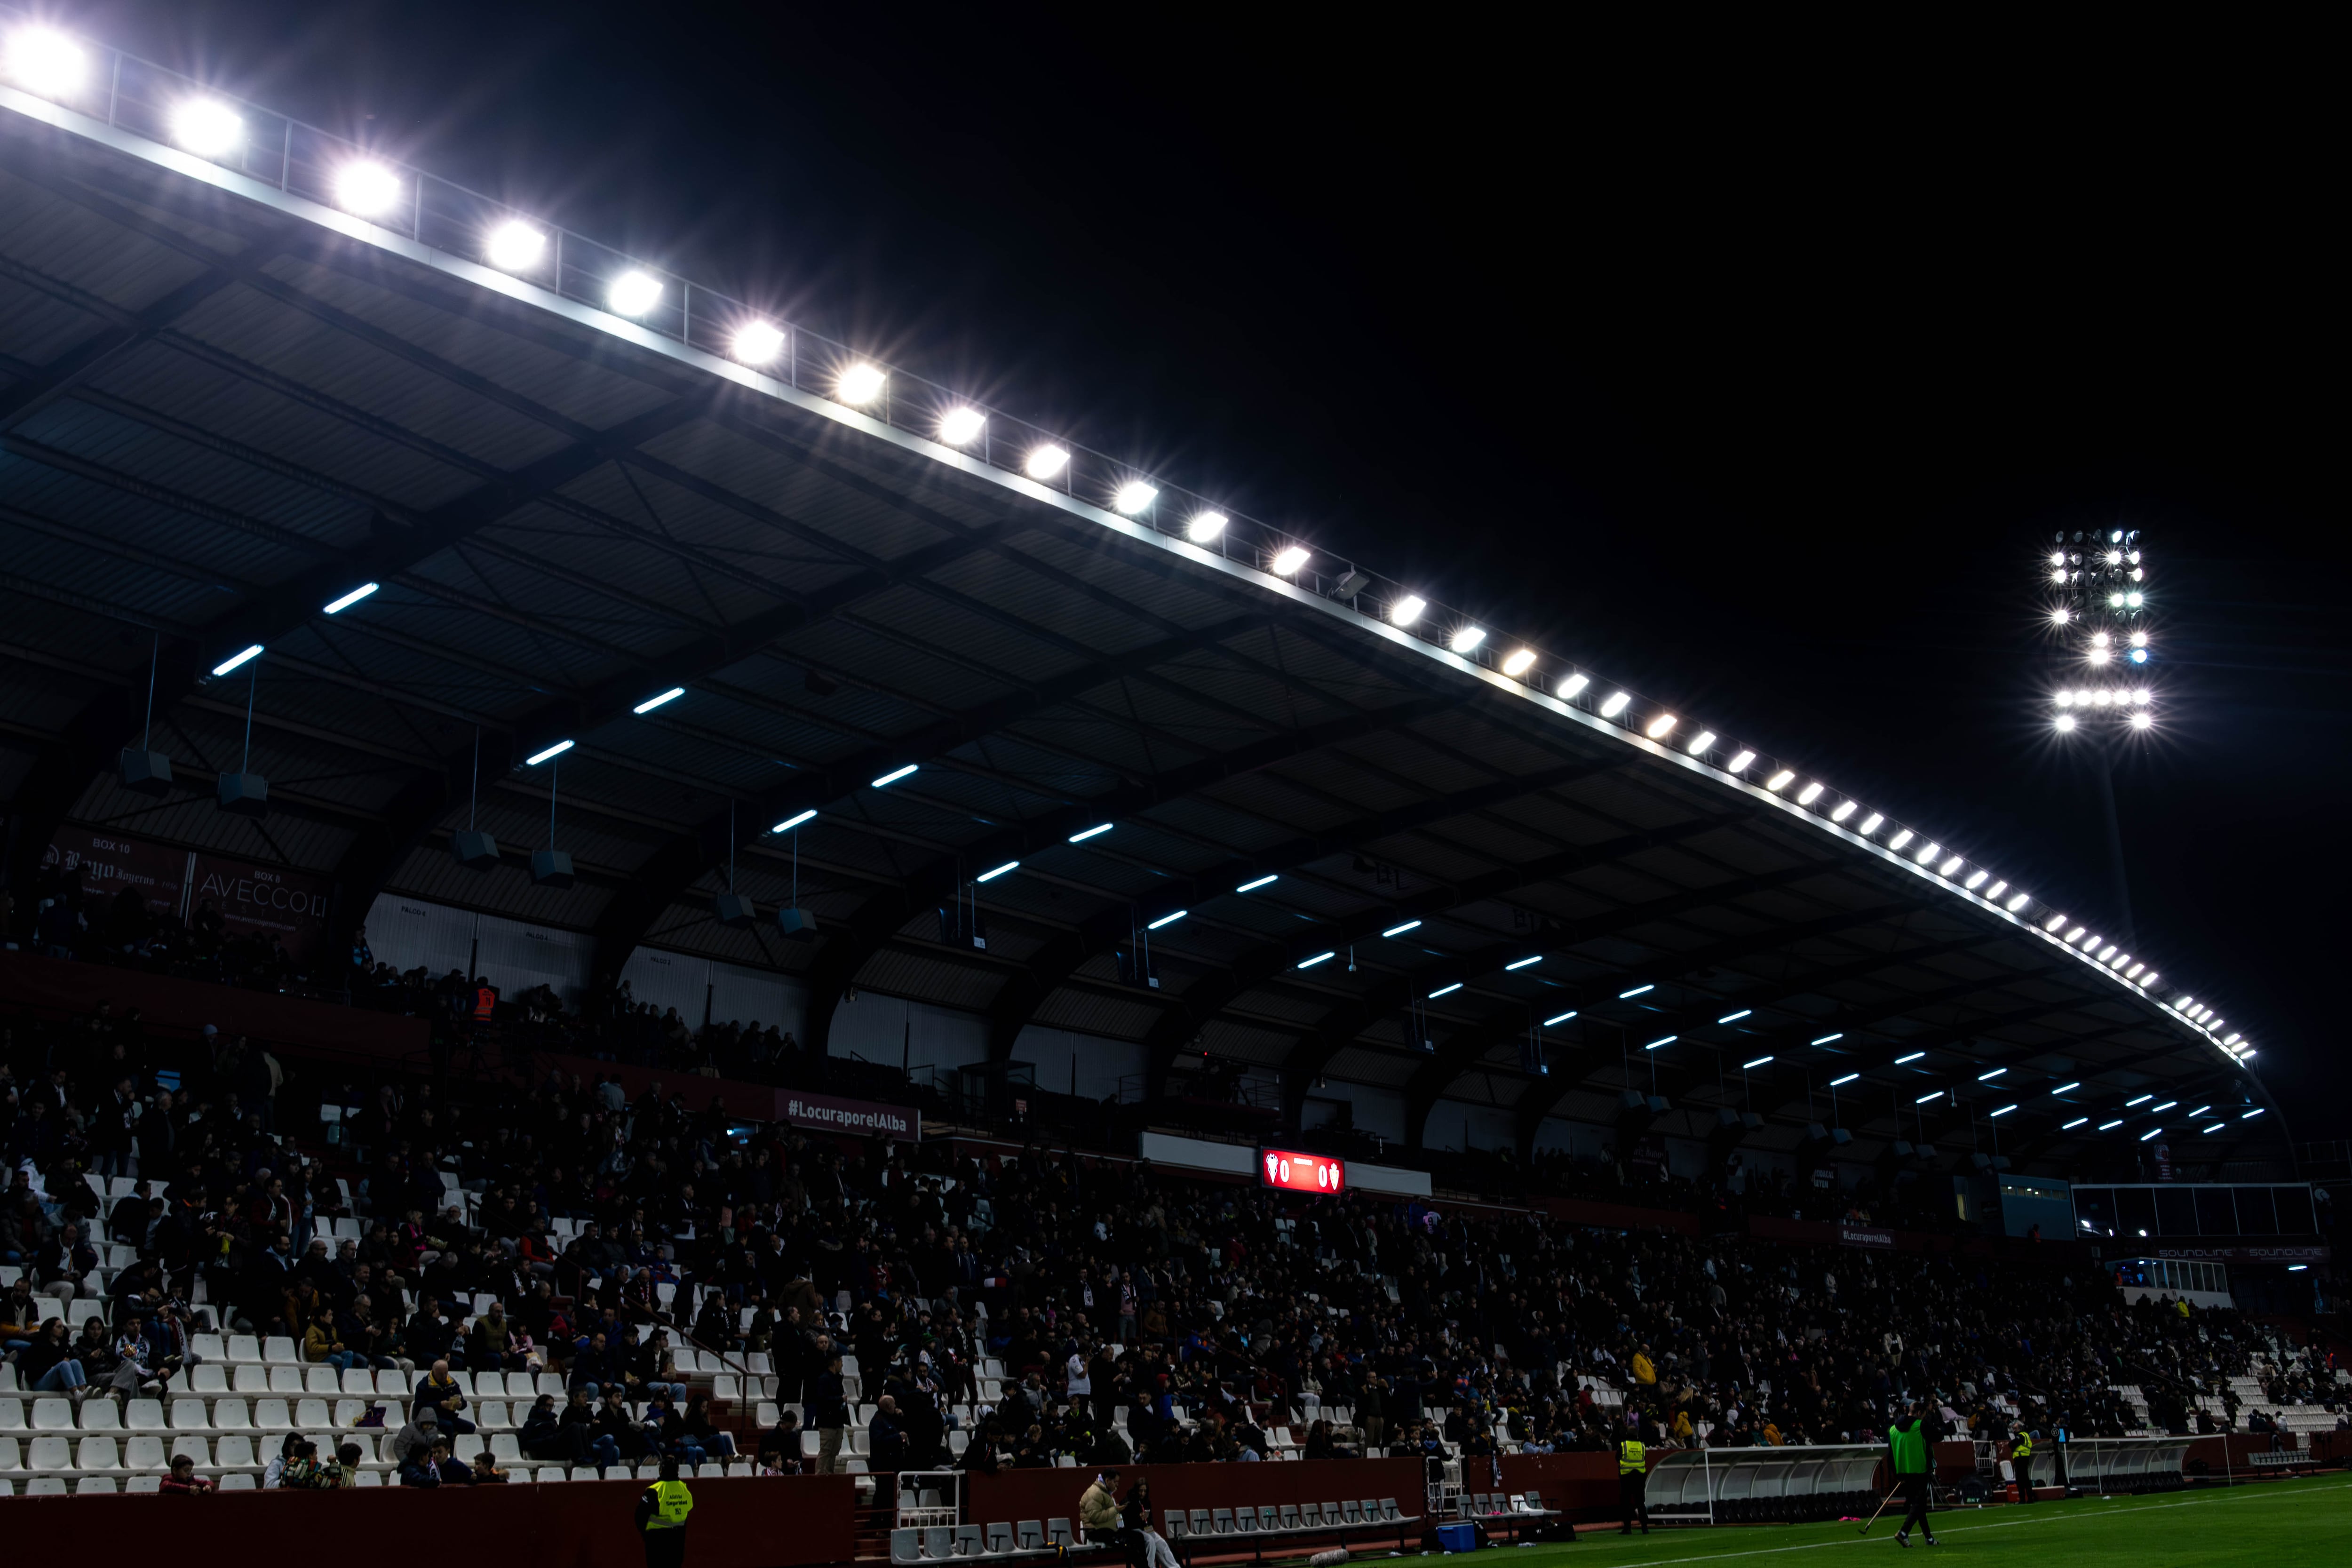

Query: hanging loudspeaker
[530,848,575,889]
[452,830,500,869]
[119,748,175,798]
[215,772,270,818]
[715,892,757,928]
[775,907,817,939]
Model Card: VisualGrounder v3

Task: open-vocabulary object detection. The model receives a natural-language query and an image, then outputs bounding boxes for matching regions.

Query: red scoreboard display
[1260,1147,1345,1194]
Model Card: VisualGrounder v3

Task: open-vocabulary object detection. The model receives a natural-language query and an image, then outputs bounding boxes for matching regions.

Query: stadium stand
[2,985,2345,1512]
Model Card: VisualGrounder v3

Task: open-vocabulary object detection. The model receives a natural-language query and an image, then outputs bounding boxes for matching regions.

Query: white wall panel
[1008,1027,1145,1101]
[365,895,592,1004]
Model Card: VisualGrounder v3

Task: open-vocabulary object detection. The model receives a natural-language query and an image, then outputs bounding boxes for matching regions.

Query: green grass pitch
[1482,1477,2350,1567]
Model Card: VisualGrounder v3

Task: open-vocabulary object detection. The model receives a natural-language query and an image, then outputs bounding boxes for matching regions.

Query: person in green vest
[636,1454,696,1568]
[1887,1401,1937,1547]
[2010,1430,2035,1504]
[1617,1429,1650,1536]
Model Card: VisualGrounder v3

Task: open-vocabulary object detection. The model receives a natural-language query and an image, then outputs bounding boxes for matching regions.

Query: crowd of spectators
[7,951,2349,1507]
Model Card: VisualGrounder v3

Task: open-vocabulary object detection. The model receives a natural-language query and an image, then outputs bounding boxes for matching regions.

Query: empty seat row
[891,1519,1088,1561]
[1162,1499,1412,1538]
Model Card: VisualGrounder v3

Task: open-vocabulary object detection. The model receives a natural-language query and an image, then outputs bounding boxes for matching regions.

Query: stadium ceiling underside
[0,103,2281,1176]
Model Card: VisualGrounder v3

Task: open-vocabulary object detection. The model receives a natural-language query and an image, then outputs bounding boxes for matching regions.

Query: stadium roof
[0,21,2284,1175]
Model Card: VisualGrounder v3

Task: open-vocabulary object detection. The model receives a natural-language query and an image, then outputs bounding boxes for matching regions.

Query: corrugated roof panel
[639,420,961,567]
[853,946,1003,1013]
[174,281,575,472]
[0,171,226,311]
[1028,986,1163,1043]
[273,255,680,433]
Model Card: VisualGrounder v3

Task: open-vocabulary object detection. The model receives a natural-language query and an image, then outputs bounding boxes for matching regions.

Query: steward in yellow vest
[637,1456,696,1568]
[1617,1435,1650,1536]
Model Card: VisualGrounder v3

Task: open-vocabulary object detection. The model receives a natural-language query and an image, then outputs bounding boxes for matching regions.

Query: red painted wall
[0,1474,857,1565]
[0,949,427,1061]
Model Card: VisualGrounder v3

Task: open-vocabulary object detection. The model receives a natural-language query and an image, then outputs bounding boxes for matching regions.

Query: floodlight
[1620,984,1654,999]
[2150,1100,2177,1112]
[2126,1094,2153,1106]
[1645,712,1677,738]
[632,687,685,714]
[333,160,404,218]
[939,406,987,445]
[2054,714,2076,732]
[2129,629,2147,647]
[1887,829,1913,851]
[1559,673,1590,698]
[2046,913,2069,931]
[871,764,918,788]
[1502,648,1538,678]
[2088,646,2111,665]
[525,739,573,765]
[2050,570,2067,584]
[1186,510,1229,544]
[1600,691,1632,718]
[731,320,787,366]
[1297,951,1335,969]
[1742,1055,1773,1069]
[1764,768,1794,791]
[322,583,379,614]
[1939,855,1963,876]
[2129,648,2147,664]
[607,270,663,318]
[1717,1010,1752,1024]
[977,860,1019,883]
[6,27,88,97]
[1389,593,1426,625]
[2065,927,2086,943]
[1429,982,1463,998]
[1831,1073,1860,1086]
[1025,445,1070,480]
[211,644,264,677]
[1270,545,1311,575]
[1796,781,1824,804]
[837,363,886,405]
[1988,881,2008,899]
[1916,1091,1943,1104]
[1235,874,1278,893]
[1544,1010,1577,1027]
[1381,920,1421,938]
[170,98,245,159]
[1449,625,1486,654]
[2240,1107,2264,1119]
[2105,549,2122,565]
[1505,955,1542,971]
[1113,479,1158,515]
[2051,1081,2080,1094]
[1688,729,1716,753]
[2129,710,2151,729]
[2055,690,2075,707]
[1727,749,1755,773]
[2127,590,2142,605]
[1830,800,1857,822]
[2049,551,2066,566]
[1068,822,1112,843]
[2125,962,2145,978]
[2050,607,2071,624]
[2139,1127,2162,1141]
[1964,869,1987,889]
[1858,812,1883,835]
[486,219,548,272]
[1146,909,1187,930]
[773,809,817,832]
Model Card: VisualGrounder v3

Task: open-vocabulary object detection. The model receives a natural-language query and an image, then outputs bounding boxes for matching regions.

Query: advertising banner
[188,852,335,967]
[775,1090,920,1141]
[42,827,189,919]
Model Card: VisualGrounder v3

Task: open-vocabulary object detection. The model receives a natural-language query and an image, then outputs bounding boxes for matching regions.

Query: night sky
[80,4,2345,1137]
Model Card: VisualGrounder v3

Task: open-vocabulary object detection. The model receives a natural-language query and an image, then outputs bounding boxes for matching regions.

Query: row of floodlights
[41,22,2245,1060]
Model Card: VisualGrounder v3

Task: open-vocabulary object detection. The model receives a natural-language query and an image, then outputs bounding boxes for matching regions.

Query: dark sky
[84,3,2345,1136]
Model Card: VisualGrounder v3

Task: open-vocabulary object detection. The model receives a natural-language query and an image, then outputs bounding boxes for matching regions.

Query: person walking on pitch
[1888,1401,1936,1547]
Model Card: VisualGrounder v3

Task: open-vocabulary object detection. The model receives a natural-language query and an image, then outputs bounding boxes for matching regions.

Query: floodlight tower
[2042,527,2153,944]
